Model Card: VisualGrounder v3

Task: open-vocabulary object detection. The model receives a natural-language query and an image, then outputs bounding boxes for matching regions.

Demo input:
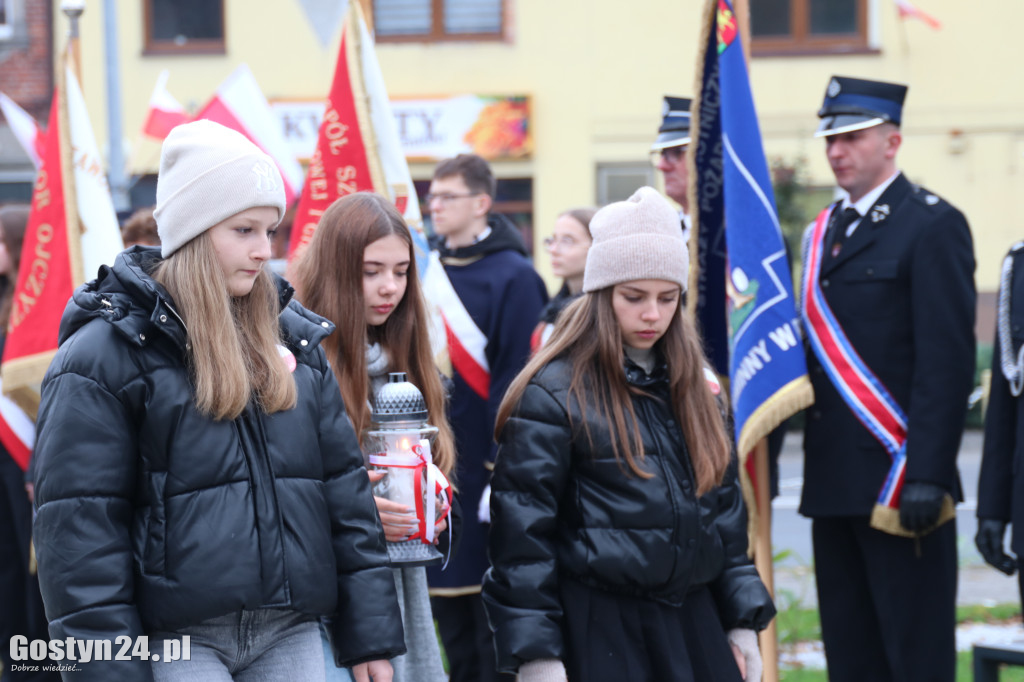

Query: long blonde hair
[290,193,456,479]
[496,288,730,496]
[153,230,296,420]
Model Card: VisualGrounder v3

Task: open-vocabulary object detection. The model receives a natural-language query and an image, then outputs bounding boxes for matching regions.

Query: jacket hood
[431,213,529,259]
[59,245,334,355]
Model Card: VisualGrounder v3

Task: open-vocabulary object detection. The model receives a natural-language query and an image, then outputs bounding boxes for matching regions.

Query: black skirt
[559,578,744,682]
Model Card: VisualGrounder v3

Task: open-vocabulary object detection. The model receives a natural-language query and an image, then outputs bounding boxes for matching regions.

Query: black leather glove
[976,519,1017,575]
[898,481,946,532]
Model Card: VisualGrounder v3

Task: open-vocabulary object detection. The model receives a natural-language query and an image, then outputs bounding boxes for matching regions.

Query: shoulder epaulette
[909,185,946,209]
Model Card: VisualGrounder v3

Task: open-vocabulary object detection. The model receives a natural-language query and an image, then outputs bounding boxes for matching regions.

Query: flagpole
[58,35,85,289]
[753,440,779,681]
[733,1,781,679]
[60,0,85,86]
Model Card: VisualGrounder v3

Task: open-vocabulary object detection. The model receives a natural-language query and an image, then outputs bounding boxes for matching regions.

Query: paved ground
[770,428,1020,608]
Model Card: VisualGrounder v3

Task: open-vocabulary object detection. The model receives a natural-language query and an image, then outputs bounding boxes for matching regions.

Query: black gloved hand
[898,481,946,532]
[976,519,1017,575]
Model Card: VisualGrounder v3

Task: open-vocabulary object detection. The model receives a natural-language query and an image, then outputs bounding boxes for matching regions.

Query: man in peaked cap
[799,75,975,681]
[650,96,694,240]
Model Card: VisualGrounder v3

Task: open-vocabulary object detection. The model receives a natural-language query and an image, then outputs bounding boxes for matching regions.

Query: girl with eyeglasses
[531,208,596,352]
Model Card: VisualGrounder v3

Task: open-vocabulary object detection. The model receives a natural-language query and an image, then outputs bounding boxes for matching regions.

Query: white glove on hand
[517,658,568,682]
[478,483,492,524]
[727,628,762,682]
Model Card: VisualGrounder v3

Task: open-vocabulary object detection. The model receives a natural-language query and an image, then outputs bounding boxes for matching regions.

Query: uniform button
[159,314,168,323]
[666,419,675,427]
[139,333,146,341]
[681,480,692,491]
[300,339,309,347]
[822,279,830,288]
[866,268,875,276]
[321,321,330,328]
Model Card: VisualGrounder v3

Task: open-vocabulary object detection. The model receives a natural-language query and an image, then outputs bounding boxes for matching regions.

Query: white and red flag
[195,64,305,205]
[0,61,123,470]
[894,0,942,29]
[287,1,475,376]
[141,70,190,140]
[0,92,45,169]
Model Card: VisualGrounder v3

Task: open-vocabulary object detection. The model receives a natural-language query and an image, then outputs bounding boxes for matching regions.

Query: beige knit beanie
[154,120,287,257]
[583,186,689,293]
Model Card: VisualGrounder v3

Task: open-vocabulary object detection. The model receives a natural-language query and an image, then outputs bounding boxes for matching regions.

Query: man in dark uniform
[800,75,975,682]
[977,242,1024,598]
[650,96,694,240]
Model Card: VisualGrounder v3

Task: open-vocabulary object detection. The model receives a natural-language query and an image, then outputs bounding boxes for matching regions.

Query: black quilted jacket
[482,354,775,672]
[32,247,405,681]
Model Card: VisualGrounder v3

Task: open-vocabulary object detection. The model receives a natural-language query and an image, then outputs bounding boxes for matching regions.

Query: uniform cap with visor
[651,96,692,151]
[815,76,908,138]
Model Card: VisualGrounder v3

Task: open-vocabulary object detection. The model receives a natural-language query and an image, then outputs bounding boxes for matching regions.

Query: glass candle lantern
[364,372,449,567]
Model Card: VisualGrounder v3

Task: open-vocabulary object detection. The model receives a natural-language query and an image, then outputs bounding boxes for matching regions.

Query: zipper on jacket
[236,406,290,606]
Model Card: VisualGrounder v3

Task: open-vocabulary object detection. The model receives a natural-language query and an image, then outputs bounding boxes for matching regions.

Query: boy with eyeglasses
[424,153,546,682]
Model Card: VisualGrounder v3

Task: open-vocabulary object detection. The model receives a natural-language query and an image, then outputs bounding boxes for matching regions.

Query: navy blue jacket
[979,243,1024,556]
[427,215,547,591]
[801,174,975,516]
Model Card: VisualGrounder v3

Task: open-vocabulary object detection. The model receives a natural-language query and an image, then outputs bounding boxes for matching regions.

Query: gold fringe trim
[737,376,815,458]
[427,585,481,597]
[869,495,956,538]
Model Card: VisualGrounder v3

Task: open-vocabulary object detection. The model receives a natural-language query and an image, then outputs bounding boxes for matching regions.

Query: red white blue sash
[801,206,907,511]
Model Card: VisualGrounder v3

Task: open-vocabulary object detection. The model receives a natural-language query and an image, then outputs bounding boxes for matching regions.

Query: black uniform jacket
[482,355,775,673]
[979,244,1024,556]
[32,247,405,681]
[801,173,976,517]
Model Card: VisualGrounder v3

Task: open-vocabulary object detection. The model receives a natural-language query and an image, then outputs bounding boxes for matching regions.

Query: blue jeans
[149,609,324,681]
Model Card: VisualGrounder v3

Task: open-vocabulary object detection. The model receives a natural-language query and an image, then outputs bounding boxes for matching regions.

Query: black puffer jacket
[482,355,775,672]
[33,247,405,681]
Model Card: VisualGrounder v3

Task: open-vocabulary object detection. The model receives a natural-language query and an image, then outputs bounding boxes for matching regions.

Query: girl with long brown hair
[291,191,455,682]
[482,187,775,682]
[31,121,403,682]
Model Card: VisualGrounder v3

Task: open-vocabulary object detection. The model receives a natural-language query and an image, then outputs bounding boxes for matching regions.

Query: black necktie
[826,207,860,259]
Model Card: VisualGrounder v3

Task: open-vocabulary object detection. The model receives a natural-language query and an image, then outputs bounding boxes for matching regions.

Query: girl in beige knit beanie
[31,119,406,681]
[482,187,773,682]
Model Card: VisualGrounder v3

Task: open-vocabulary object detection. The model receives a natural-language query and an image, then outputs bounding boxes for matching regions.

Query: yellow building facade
[62,0,1021,304]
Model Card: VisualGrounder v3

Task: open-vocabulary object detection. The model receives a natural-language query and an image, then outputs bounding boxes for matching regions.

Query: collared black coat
[481,355,775,673]
[32,247,405,681]
[800,173,976,517]
[978,243,1024,556]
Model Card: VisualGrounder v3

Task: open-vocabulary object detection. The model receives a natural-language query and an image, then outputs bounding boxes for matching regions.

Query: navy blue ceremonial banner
[691,0,813,457]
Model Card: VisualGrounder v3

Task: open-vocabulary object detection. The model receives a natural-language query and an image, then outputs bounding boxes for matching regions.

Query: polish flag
[894,0,942,29]
[0,92,45,168]
[195,65,304,205]
[141,71,190,140]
